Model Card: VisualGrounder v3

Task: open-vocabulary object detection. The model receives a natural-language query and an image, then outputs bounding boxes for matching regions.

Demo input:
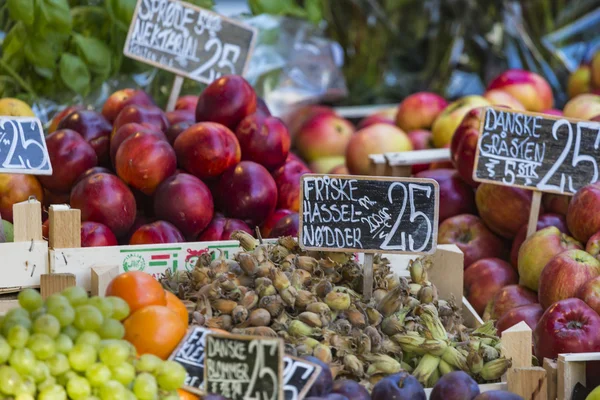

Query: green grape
[27,333,56,360]
[55,334,74,354]
[98,340,130,366]
[87,297,114,319]
[0,365,22,395]
[105,297,130,321]
[2,317,32,336]
[38,383,67,400]
[47,353,70,376]
[37,376,57,391]
[162,394,180,400]
[15,393,35,400]
[85,363,112,387]
[7,324,30,349]
[132,372,158,400]
[156,361,187,391]
[30,360,50,383]
[76,331,102,348]
[0,336,11,363]
[99,380,126,400]
[68,344,97,372]
[18,289,43,311]
[45,294,70,310]
[9,348,36,375]
[33,314,61,338]
[56,370,79,387]
[135,354,162,373]
[97,319,125,340]
[30,307,46,321]
[14,375,36,396]
[47,303,75,328]
[62,286,89,307]
[109,362,135,386]
[125,391,137,400]
[74,305,104,331]
[5,307,30,320]
[62,325,79,340]
[67,376,92,399]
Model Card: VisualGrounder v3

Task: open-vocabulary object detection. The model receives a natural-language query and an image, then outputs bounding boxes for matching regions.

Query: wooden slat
[49,205,81,249]
[40,273,76,298]
[507,367,547,400]
[91,265,119,297]
[13,199,43,242]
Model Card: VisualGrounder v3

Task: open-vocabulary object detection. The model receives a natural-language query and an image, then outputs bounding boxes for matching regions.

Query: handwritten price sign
[124,0,256,84]
[298,174,439,255]
[474,107,600,195]
[0,117,52,175]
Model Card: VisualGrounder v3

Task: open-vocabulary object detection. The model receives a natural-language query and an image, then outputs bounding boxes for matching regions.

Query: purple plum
[303,355,333,397]
[430,371,480,400]
[371,372,426,400]
[331,380,371,400]
[474,391,524,400]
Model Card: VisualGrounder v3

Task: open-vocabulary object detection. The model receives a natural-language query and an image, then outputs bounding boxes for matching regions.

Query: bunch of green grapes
[0,287,187,400]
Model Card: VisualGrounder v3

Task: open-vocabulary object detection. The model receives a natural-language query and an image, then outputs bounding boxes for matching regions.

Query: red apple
[260,209,293,238]
[395,92,448,132]
[568,65,591,99]
[175,95,198,112]
[432,96,489,148]
[57,110,112,166]
[81,221,118,247]
[476,183,535,239]
[541,109,563,116]
[464,258,519,315]
[70,173,136,237]
[586,231,600,259]
[269,212,299,238]
[195,75,257,130]
[346,124,412,175]
[166,109,195,126]
[510,213,568,268]
[256,97,272,118]
[415,169,476,222]
[49,105,84,133]
[358,114,395,129]
[329,164,348,174]
[407,129,433,150]
[487,69,554,112]
[284,105,336,138]
[112,104,168,135]
[174,122,241,179]
[101,89,155,123]
[296,114,354,163]
[483,89,525,110]
[197,214,252,241]
[116,133,177,195]
[165,121,194,145]
[496,304,544,335]
[122,215,155,245]
[518,226,582,291]
[538,249,600,310]
[543,193,571,216]
[217,161,278,226]
[567,182,600,243]
[74,167,113,186]
[486,284,538,321]
[0,174,44,223]
[438,214,506,268]
[272,158,311,212]
[235,115,291,171]
[129,220,185,245]
[110,123,166,165]
[534,298,600,360]
[153,173,214,239]
[450,108,483,161]
[42,219,49,240]
[563,94,600,120]
[309,157,346,174]
[38,130,98,193]
[577,276,600,315]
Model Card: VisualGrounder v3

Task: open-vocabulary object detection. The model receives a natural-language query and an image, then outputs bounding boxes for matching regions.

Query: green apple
[1,220,13,242]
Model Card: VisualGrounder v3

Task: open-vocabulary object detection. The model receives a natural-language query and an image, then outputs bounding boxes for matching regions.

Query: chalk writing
[0,117,51,175]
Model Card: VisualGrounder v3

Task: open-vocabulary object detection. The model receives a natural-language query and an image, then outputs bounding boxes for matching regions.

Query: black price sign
[283,356,321,400]
[169,326,211,394]
[299,174,439,255]
[0,117,51,175]
[124,0,256,84]
[474,106,600,195]
[204,333,283,400]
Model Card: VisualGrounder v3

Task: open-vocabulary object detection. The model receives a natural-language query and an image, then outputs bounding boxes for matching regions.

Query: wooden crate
[368,149,451,177]
[552,352,600,400]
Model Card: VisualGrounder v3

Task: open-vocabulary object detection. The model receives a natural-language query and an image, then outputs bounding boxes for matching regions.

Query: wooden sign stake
[526,191,543,238]
[363,253,374,300]
[166,76,184,112]
[13,198,43,242]
[91,265,119,296]
[48,204,81,249]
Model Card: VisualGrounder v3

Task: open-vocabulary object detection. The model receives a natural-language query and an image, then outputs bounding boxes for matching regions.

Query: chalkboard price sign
[0,117,52,175]
[299,174,439,255]
[205,333,283,400]
[169,326,211,394]
[283,356,321,400]
[124,0,256,84]
[474,106,600,195]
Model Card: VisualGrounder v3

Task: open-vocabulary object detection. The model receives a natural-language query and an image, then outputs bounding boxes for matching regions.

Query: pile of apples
[37,75,305,246]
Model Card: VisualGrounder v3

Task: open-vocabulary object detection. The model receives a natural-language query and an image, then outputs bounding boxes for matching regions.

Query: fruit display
[0,286,187,399]
[161,230,512,389]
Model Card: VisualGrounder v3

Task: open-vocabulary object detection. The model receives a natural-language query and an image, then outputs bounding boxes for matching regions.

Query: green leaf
[107,0,136,29]
[59,53,90,95]
[71,6,110,38]
[72,33,112,75]
[305,0,323,24]
[7,0,35,25]
[248,0,306,16]
[24,35,59,70]
[186,0,215,8]
[2,22,27,62]
[39,0,73,34]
